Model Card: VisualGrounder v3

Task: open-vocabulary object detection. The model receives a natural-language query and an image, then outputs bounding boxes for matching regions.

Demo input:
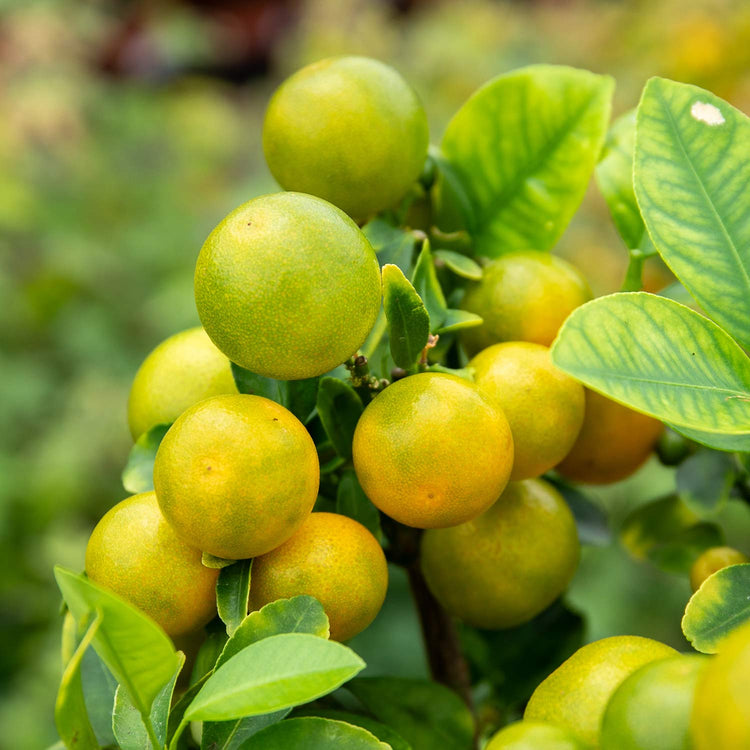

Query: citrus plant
[52,56,750,750]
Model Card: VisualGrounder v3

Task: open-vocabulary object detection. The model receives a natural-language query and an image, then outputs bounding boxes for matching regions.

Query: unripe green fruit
[486,721,589,750]
[263,56,429,219]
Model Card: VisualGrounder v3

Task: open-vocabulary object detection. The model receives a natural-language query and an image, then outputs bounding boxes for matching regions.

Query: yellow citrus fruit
[352,372,514,529]
[249,512,388,642]
[470,342,585,480]
[690,546,749,592]
[194,192,381,380]
[263,56,429,219]
[85,492,218,638]
[153,394,319,560]
[524,635,677,747]
[600,654,708,750]
[127,326,237,440]
[486,721,589,750]
[556,390,663,484]
[460,251,591,355]
[420,479,579,629]
[691,620,750,749]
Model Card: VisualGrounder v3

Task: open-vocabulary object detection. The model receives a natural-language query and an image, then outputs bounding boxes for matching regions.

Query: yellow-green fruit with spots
[470,342,585,480]
[486,721,589,750]
[420,479,579,629]
[690,546,749,592]
[127,327,237,440]
[249,512,388,642]
[153,394,319,560]
[460,251,591,355]
[263,56,429,219]
[524,635,677,747]
[194,192,381,380]
[691,620,750,749]
[85,492,218,638]
[352,372,514,529]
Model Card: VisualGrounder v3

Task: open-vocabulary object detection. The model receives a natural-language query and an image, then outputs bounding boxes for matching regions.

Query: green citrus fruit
[460,251,591,355]
[690,546,750,592]
[556,390,663,484]
[85,491,218,638]
[153,394,319,560]
[194,192,381,380]
[600,654,707,750]
[127,326,237,440]
[249,512,388,642]
[420,479,579,629]
[524,635,677,747]
[352,372,514,529]
[470,342,585,480]
[691,620,750,749]
[263,56,429,219]
[486,721,589,750]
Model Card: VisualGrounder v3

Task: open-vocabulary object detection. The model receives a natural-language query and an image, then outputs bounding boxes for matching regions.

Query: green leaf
[167,675,208,747]
[54,567,181,721]
[647,523,726,575]
[294,709,411,750]
[362,218,417,273]
[190,630,228,686]
[433,249,482,281]
[347,677,475,750]
[55,612,102,750]
[382,264,430,370]
[231,364,319,424]
[441,64,613,257]
[545,478,610,546]
[635,77,750,350]
[184,633,365,721]
[217,559,252,636]
[434,308,483,335]
[551,292,750,446]
[121,423,169,494]
[411,241,447,331]
[676,450,736,517]
[246,717,390,749]
[682,563,750,653]
[316,377,364,459]
[113,653,184,750]
[81,646,118,746]
[200,710,289,750]
[672,424,750,452]
[336,470,382,541]
[202,552,236,569]
[596,110,645,251]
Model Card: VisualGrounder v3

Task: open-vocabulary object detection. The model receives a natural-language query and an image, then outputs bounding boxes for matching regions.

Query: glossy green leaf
[113,653,184,750]
[202,552,236,569]
[347,677,474,750]
[316,377,364,459]
[55,612,102,750]
[80,645,118,746]
[54,567,181,720]
[217,560,252,636]
[382,264,430,370]
[635,77,750,349]
[190,630,228,686]
[411,241,447,331]
[121,423,169,494]
[671,423,750,452]
[441,64,613,257]
[362,218,417,274]
[336,470,382,542]
[682,563,750,653]
[434,308,483,335]
[676,450,736,517]
[551,292,750,446]
[294,709,411,750]
[433,249,482,281]
[246,717,390,749]
[166,675,208,748]
[185,633,365,721]
[200,709,289,750]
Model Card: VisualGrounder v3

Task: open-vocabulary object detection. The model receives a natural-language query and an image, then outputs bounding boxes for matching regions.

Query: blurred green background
[4,0,750,746]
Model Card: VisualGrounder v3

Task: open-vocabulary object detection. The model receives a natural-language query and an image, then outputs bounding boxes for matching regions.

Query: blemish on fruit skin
[691,101,725,126]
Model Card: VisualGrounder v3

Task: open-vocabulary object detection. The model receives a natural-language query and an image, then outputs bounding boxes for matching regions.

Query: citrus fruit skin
[691,620,750,750]
[460,251,591,355]
[249,512,388,642]
[127,327,237,440]
[194,192,381,380]
[486,720,589,750]
[556,390,663,484]
[690,546,749,592]
[524,635,677,747]
[600,654,707,750]
[153,394,319,560]
[352,372,514,529]
[85,492,218,638]
[470,342,585,480]
[262,56,429,220]
[420,479,579,629]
